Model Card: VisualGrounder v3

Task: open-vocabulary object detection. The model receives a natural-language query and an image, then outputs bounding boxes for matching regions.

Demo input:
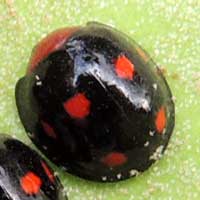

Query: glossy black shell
[16,22,175,182]
[0,134,65,200]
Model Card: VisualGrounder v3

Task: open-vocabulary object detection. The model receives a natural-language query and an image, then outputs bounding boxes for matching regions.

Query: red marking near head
[101,152,127,167]
[20,172,42,195]
[115,55,135,80]
[155,106,166,133]
[63,93,91,119]
[28,26,80,74]
[41,121,57,139]
[41,161,54,183]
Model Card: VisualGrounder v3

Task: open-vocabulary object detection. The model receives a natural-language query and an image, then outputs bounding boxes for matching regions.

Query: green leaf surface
[0,0,199,200]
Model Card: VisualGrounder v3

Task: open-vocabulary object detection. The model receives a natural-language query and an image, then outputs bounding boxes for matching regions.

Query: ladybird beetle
[16,22,175,182]
[0,134,66,199]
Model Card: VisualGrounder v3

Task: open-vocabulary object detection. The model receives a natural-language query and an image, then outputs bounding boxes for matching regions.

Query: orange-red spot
[41,161,54,183]
[63,93,91,119]
[115,55,135,80]
[101,152,127,167]
[28,26,80,74]
[20,172,42,195]
[41,121,57,139]
[155,106,167,133]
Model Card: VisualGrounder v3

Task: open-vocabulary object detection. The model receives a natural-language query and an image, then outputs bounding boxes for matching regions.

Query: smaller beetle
[0,134,66,200]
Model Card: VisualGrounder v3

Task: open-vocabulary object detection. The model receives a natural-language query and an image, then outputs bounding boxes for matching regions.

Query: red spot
[155,106,167,133]
[115,55,135,80]
[101,152,127,167]
[41,121,57,139]
[28,26,80,74]
[20,172,42,195]
[41,161,54,183]
[63,93,91,119]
